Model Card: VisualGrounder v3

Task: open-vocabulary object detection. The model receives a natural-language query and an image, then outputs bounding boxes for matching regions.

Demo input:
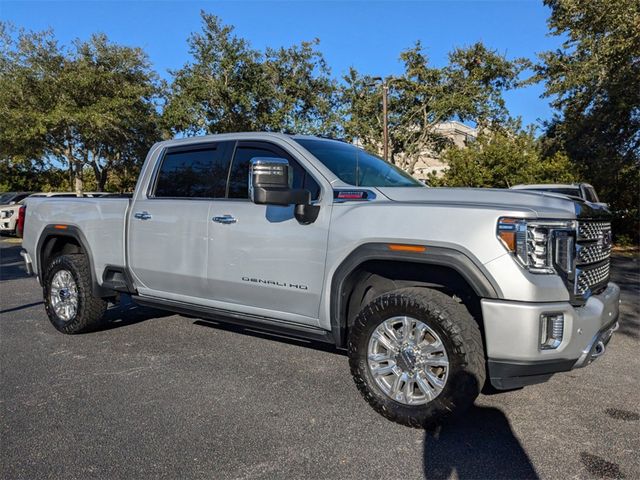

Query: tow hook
[591,341,606,360]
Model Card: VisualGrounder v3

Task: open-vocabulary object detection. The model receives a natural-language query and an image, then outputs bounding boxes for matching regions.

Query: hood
[375,186,610,219]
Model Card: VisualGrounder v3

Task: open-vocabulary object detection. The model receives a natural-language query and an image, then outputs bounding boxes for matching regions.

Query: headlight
[0,210,13,218]
[497,218,576,274]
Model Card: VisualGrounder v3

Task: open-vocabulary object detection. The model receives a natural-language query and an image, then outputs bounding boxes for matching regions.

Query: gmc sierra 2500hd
[21,133,620,427]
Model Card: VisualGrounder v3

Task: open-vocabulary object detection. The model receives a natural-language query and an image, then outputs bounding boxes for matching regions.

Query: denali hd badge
[241,277,308,290]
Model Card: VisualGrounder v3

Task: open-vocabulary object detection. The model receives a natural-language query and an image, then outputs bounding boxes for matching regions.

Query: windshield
[294,138,423,187]
[0,193,15,204]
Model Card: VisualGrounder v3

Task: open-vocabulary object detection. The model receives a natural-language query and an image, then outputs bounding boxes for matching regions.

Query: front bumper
[482,283,620,389]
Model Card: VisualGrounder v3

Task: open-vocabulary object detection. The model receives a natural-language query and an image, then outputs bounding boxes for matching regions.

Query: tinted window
[154,143,233,198]
[11,193,31,202]
[228,145,320,200]
[583,186,599,203]
[294,138,423,187]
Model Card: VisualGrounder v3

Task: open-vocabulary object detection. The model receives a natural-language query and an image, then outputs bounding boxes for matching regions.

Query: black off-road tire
[348,287,485,428]
[43,254,107,334]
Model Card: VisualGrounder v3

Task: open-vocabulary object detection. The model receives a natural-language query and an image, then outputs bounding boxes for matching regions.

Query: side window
[228,144,321,200]
[154,142,233,198]
[584,186,599,203]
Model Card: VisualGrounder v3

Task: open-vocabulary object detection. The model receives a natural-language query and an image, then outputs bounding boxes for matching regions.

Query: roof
[511,184,584,190]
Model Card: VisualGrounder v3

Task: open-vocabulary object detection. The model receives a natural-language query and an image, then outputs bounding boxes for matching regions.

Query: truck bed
[22,197,130,279]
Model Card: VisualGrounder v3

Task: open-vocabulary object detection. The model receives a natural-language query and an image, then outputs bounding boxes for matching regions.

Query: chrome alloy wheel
[49,270,78,321]
[367,316,449,405]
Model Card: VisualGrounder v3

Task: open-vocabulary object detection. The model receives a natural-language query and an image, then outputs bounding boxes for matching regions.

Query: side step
[131,295,336,345]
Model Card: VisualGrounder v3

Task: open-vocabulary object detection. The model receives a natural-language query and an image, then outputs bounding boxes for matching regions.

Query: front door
[206,141,331,326]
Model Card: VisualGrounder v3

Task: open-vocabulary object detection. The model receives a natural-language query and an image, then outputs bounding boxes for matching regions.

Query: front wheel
[348,287,485,427]
[43,254,107,334]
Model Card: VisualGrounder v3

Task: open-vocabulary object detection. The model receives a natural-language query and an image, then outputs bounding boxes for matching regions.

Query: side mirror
[249,157,320,224]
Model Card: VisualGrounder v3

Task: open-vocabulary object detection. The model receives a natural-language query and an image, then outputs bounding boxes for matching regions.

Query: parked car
[20,133,619,427]
[1,192,93,237]
[510,183,606,206]
[0,192,33,208]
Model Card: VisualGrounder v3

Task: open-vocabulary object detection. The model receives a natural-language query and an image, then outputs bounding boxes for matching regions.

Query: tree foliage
[535,0,640,236]
[430,124,578,188]
[163,12,340,137]
[342,42,528,174]
[0,24,162,192]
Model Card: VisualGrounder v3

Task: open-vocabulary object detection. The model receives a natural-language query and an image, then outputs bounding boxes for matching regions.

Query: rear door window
[153,142,234,198]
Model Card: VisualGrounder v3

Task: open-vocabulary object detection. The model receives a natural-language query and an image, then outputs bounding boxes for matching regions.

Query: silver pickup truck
[21,133,620,427]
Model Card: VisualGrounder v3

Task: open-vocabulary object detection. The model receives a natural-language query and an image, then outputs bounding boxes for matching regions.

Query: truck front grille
[573,221,612,298]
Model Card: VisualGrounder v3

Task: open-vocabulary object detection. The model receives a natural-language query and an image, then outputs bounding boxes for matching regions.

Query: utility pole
[368,76,393,161]
[382,81,389,161]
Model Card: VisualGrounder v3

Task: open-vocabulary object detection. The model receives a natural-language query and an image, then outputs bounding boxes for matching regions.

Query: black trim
[36,225,112,297]
[132,295,335,345]
[488,358,576,390]
[102,265,137,294]
[329,243,500,347]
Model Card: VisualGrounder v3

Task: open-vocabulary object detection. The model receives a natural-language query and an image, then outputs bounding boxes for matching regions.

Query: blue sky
[1,1,561,127]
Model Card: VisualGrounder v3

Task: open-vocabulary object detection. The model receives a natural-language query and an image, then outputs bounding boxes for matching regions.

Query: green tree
[163,12,340,137]
[0,24,162,192]
[430,124,578,188]
[342,42,528,175]
[535,0,640,238]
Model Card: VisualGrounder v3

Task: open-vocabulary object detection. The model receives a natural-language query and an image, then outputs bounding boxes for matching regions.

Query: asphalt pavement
[1,237,638,479]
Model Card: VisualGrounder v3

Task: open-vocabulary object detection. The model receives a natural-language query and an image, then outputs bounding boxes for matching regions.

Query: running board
[131,295,335,345]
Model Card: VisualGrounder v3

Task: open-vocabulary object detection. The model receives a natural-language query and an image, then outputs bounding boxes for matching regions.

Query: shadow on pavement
[193,318,344,355]
[95,295,172,332]
[0,242,29,282]
[423,406,538,480]
[0,301,44,315]
[611,254,639,340]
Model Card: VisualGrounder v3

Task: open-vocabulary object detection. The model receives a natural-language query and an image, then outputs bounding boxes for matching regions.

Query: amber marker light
[388,244,426,253]
[496,217,518,252]
[54,225,68,230]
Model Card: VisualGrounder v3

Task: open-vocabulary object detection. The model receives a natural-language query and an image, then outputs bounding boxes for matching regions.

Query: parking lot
[1,237,638,479]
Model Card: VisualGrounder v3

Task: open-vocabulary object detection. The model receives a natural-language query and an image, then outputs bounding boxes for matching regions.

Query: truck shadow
[423,405,538,479]
[610,254,639,340]
[192,318,344,355]
[0,241,29,282]
[94,295,172,332]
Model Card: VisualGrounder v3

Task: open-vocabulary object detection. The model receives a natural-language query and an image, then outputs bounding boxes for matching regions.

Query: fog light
[540,313,564,349]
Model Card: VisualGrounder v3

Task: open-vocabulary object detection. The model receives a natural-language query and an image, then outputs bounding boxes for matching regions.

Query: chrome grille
[577,242,612,265]
[576,262,610,295]
[578,221,611,241]
[574,221,612,298]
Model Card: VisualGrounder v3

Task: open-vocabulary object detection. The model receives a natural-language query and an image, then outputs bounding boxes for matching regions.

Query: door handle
[212,214,237,224]
[134,211,152,220]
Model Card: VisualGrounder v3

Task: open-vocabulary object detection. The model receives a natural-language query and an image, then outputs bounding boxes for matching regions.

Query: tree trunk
[74,162,84,195]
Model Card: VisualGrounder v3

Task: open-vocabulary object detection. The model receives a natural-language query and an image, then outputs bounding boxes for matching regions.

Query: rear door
[128,141,234,302]
[206,140,330,325]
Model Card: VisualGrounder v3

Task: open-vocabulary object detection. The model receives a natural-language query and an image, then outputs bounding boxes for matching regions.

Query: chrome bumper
[20,249,34,276]
[482,283,621,389]
[573,319,618,368]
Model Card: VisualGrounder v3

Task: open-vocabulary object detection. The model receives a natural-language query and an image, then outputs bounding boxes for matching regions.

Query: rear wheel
[43,254,107,334]
[348,287,485,427]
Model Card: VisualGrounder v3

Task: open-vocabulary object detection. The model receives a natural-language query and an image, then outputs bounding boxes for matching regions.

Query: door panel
[128,198,211,299]
[128,141,234,301]
[207,201,330,323]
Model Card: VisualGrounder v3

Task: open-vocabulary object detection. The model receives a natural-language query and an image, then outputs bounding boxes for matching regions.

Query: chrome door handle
[134,211,152,220]
[212,214,237,224]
